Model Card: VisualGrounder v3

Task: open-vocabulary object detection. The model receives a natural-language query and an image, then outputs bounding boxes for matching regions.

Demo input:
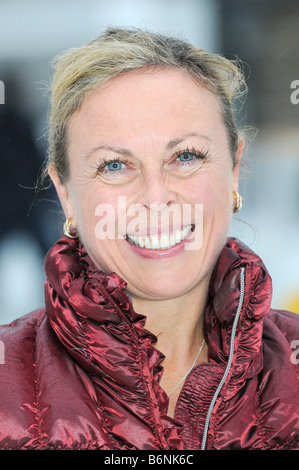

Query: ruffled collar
[44,235,272,448]
[44,236,181,449]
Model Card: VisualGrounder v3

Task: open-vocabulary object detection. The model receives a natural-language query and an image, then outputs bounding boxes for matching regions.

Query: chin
[126,268,203,301]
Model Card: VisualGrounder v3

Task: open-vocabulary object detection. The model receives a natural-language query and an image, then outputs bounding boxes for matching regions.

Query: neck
[131,275,210,360]
[131,276,211,414]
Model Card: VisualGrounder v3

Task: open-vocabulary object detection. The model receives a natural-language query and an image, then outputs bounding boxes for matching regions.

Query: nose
[140,169,178,210]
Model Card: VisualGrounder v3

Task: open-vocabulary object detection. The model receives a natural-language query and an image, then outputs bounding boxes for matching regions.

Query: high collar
[44,235,159,376]
[204,238,272,399]
[44,236,180,449]
[44,235,272,413]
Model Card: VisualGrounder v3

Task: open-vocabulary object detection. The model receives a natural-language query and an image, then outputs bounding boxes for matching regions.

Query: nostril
[140,175,178,209]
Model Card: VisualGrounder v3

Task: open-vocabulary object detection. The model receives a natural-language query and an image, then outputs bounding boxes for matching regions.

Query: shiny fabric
[0,236,299,450]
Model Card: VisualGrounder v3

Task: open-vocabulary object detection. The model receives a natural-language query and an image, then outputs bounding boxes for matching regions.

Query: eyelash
[97,157,131,175]
[173,147,210,165]
[96,147,209,176]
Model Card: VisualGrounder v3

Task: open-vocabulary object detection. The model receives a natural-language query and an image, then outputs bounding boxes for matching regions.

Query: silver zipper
[201,267,245,450]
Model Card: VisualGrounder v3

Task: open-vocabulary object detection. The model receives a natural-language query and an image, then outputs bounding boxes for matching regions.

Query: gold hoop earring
[233,191,243,213]
[63,217,78,239]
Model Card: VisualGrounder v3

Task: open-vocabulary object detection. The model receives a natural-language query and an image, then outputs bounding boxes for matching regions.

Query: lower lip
[124,231,194,259]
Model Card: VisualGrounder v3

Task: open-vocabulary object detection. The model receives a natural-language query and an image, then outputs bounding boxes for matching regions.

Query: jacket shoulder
[0,308,46,348]
[259,309,299,449]
[263,309,299,368]
[0,308,46,382]
[0,309,112,449]
[0,308,46,329]
[266,308,299,340]
[0,309,48,448]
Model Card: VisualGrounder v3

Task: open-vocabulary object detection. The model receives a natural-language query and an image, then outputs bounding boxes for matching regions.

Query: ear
[232,137,245,192]
[48,165,77,225]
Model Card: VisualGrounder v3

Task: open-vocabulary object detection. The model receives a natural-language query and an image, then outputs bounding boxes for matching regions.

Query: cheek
[74,190,122,274]
[184,170,233,248]
[186,173,232,212]
[74,185,134,245]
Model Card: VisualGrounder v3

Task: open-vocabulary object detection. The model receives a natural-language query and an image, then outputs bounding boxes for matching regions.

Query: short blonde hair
[47,26,247,182]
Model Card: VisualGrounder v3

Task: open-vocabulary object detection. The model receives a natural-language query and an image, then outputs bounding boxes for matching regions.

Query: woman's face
[51,68,242,300]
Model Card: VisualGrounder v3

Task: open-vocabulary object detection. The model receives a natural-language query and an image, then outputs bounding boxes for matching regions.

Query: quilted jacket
[0,236,298,450]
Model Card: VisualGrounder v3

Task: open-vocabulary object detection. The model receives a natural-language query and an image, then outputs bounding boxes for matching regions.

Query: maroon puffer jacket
[0,237,298,450]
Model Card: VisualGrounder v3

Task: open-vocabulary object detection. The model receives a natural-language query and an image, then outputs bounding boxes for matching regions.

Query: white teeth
[151,235,160,249]
[175,230,182,244]
[144,237,151,249]
[137,236,145,248]
[181,226,189,239]
[169,234,176,247]
[160,234,170,250]
[126,225,193,250]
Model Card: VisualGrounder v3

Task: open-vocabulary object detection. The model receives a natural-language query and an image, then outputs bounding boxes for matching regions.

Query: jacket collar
[44,236,272,399]
[204,238,272,399]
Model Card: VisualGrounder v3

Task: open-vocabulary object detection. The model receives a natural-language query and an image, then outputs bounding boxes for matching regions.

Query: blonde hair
[47,26,247,182]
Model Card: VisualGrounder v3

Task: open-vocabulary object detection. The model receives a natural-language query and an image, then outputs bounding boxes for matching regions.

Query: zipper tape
[201,267,245,450]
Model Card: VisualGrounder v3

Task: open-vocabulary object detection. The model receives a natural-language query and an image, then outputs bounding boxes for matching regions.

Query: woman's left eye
[105,160,126,171]
[177,152,196,162]
[175,149,207,165]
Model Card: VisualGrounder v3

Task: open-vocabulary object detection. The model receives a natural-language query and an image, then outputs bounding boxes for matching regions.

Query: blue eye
[97,158,131,178]
[178,152,194,162]
[174,148,209,166]
[106,160,125,171]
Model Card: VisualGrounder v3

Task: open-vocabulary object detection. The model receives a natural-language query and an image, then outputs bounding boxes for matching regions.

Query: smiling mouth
[125,224,195,250]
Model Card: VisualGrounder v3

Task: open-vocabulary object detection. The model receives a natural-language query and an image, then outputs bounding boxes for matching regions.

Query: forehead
[67,67,227,151]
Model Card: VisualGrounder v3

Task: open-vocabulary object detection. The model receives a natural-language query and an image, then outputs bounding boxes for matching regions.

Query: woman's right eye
[97,158,129,175]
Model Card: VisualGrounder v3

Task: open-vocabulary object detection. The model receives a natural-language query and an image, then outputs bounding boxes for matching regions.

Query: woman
[0,27,298,450]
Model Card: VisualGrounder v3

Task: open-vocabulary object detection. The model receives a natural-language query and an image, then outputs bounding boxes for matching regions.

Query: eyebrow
[166,132,212,149]
[86,145,133,159]
[85,132,212,159]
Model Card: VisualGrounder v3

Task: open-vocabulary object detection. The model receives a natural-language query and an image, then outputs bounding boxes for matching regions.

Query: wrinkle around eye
[94,166,140,186]
[166,157,206,177]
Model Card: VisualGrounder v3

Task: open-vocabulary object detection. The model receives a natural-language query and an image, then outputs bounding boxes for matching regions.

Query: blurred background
[0,0,298,323]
